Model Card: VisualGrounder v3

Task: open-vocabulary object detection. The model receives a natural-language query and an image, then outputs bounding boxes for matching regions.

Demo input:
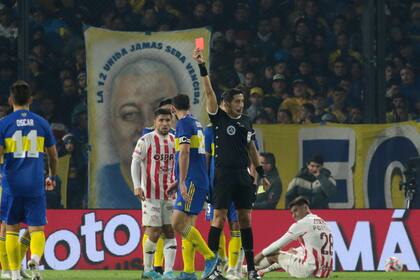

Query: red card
[195,37,204,50]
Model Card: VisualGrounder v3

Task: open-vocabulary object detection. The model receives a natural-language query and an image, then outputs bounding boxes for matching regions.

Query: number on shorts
[320,232,333,255]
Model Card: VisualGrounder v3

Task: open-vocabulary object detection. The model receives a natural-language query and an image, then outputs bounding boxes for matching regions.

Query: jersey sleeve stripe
[146,144,152,199]
[154,134,161,200]
[163,138,169,200]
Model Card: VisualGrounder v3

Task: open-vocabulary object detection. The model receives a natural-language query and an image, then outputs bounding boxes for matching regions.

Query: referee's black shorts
[212,167,256,210]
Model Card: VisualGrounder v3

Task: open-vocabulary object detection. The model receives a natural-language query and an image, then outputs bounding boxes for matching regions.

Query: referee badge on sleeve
[247,131,255,143]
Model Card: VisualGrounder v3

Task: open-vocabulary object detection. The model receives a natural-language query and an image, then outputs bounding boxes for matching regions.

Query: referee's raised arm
[192,48,218,114]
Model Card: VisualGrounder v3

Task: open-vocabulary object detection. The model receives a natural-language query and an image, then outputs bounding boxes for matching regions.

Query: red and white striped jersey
[132,131,175,200]
[262,213,333,278]
[293,214,333,278]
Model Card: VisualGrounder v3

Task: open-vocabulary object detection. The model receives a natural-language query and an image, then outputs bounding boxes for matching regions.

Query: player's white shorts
[142,199,174,227]
[277,248,316,278]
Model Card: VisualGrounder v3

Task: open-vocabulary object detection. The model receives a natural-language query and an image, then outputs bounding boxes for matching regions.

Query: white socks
[163,238,177,273]
[143,239,157,272]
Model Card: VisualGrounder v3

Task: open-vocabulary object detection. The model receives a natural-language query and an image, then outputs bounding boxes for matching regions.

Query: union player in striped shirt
[131,108,177,280]
[253,196,333,278]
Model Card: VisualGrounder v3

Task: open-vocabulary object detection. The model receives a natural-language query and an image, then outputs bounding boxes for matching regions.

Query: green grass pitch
[41,270,420,280]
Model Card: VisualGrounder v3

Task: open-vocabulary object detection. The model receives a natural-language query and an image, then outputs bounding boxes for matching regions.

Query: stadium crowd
[1,0,420,208]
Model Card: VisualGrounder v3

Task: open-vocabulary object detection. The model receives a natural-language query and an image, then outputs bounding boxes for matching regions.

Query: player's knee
[162,226,175,239]
[146,228,162,242]
[237,211,251,228]
[212,211,227,228]
[229,221,240,231]
[171,220,183,233]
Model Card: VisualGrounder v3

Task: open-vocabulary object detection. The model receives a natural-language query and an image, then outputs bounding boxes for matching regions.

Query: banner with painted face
[85,27,211,208]
[255,121,420,209]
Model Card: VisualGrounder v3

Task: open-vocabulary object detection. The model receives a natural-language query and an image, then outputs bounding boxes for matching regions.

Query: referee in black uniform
[193,49,270,280]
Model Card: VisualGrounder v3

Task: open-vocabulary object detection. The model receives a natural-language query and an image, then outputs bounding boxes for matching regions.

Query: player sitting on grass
[254,196,334,278]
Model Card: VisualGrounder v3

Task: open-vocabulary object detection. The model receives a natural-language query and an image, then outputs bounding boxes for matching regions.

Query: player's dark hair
[308,153,324,165]
[288,196,310,209]
[172,94,190,110]
[260,152,276,167]
[154,108,172,118]
[221,88,244,103]
[159,97,172,108]
[10,80,31,106]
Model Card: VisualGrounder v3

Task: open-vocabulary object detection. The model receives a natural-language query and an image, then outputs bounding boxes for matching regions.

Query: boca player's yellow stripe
[211,143,215,156]
[175,135,201,151]
[4,136,45,153]
[184,182,195,212]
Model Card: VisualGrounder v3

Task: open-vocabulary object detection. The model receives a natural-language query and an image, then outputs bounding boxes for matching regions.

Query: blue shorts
[174,181,207,215]
[5,195,46,226]
[0,188,8,222]
[205,201,238,222]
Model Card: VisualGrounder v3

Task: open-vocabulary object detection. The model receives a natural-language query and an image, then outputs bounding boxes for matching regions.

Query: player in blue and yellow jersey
[0,162,31,280]
[168,94,221,280]
[0,81,58,280]
[204,125,242,280]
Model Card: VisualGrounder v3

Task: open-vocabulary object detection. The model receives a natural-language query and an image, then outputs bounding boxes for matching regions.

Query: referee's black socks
[208,226,222,253]
[241,227,256,272]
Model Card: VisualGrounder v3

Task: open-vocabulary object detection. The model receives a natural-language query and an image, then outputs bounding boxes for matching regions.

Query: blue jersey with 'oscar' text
[0,110,56,197]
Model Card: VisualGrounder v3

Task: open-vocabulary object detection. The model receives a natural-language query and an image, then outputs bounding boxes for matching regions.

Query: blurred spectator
[328,86,348,123]
[304,0,329,34]
[386,94,414,122]
[270,74,289,106]
[0,7,17,40]
[0,103,8,118]
[233,55,247,84]
[328,32,362,69]
[277,108,293,124]
[348,106,363,124]
[209,0,225,32]
[0,61,14,99]
[285,154,337,209]
[280,78,310,122]
[56,77,80,126]
[399,65,420,106]
[254,152,282,209]
[246,87,264,122]
[190,2,209,28]
[61,133,88,209]
[298,103,318,124]
[328,58,349,88]
[313,95,328,120]
[253,18,277,59]
[254,111,272,124]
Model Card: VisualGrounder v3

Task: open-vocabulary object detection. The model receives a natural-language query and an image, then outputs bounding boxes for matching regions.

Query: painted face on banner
[110,67,178,169]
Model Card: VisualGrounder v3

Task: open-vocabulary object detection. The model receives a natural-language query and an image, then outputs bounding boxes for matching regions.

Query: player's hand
[180,181,192,203]
[166,180,178,198]
[192,48,205,64]
[134,188,146,201]
[254,252,264,265]
[261,177,271,191]
[45,176,56,191]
